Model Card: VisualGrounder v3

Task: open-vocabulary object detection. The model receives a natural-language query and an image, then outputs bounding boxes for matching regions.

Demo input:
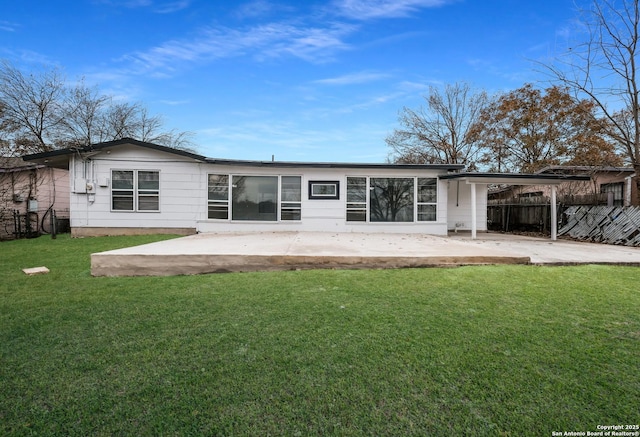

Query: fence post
[13,210,19,239]
[51,209,57,239]
[551,185,557,240]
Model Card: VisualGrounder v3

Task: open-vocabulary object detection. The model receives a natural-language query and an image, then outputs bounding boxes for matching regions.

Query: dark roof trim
[0,163,44,173]
[441,172,591,182]
[22,138,208,162]
[1,157,43,171]
[536,165,634,174]
[205,157,465,170]
[22,138,466,170]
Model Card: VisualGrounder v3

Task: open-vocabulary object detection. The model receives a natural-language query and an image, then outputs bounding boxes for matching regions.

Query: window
[208,174,229,219]
[309,181,340,199]
[346,177,367,221]
[111,170,159,211]
[208,174,301,221]
[346,177,438,222]
[281,176,302,220]
[232,176,278,221]
[417,178,437,221]
[137,171,160,211]
[370,178,414,222]
[601,182,624,206]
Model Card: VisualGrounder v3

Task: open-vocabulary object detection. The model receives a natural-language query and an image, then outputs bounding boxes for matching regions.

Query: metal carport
[440,172,591,240]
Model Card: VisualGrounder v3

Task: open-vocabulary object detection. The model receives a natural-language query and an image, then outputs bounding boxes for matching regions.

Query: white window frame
[207,174,230,219]
[206,173,302,222]
[309,181,340,199]
[346,177,367,222]
[280,175,302,221]
[416,177,438,222]
[345,176,438,223]
[111,169,160,212]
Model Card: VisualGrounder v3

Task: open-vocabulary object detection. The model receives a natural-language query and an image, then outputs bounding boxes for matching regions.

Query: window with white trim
[207,174,301,221]
[346,177,437,222]
[281,176,302,220]
[417,178,437,221]
[208,174,229,219]
[346,177,367,221]
[111,170,159,211]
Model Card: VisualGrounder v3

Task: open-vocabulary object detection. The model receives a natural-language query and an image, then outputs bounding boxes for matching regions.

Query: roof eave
[205,158,465,170]
[22,138,208,166]
[440,172,591,185]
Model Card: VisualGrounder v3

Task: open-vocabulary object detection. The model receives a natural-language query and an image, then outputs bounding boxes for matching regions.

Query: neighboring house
[23,139,589,239]
[0,157,70,240]
[489,166,637,206]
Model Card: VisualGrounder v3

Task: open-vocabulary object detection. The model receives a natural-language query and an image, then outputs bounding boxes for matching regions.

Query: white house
[23,138,589,239]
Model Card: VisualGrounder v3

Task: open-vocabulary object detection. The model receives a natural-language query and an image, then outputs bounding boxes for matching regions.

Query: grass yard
[1,235,639,436]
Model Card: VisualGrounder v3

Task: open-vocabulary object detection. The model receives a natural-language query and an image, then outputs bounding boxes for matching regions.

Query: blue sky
[2,0,582,162]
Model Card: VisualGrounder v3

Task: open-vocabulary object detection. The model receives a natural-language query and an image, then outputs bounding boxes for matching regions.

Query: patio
[91,231,640,276]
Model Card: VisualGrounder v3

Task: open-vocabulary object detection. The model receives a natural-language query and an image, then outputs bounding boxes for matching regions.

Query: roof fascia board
[23,139,465,170]
[441,172,591,185]
[205,158,464,170]
[23,138,208,163]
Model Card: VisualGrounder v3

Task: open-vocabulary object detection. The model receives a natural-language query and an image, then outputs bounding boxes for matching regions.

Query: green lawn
[1,235,639,436]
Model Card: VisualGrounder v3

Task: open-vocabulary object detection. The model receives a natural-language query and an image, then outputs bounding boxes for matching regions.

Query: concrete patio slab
[91,231,640,276]
[449,232,640,265]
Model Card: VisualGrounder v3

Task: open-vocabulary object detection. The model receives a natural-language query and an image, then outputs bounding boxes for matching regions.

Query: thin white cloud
[313,71,391,85]
[235,0,279,19]
[158,99,190,105]
[155,1,191,13]
[332,0,452,20]
[96,0,152,8]
[0,20,19,32]
[121,22,355,75]
[96,0,190,13]
[338,92,406,113]
[396,80,441,91]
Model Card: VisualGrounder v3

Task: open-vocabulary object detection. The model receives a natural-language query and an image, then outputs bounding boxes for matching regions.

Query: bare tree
[386,82,489,167]
[0,60,194,153]
[59,80,109,147]
[0,60,65,152]
[544,0,640,201]
[100,101,141,141]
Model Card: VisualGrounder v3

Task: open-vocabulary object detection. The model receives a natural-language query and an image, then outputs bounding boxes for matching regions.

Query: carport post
[470,182,477,240]
[550,185,557,241]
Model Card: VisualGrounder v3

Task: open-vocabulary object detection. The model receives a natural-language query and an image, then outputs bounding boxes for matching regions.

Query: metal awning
[441,172,591,241]
[440,172,591,185]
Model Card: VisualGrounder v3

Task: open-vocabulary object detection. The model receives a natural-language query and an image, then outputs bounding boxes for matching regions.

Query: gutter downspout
[625,173,636,206]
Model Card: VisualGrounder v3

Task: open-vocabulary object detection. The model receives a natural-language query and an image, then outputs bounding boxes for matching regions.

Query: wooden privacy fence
[558,206,640,246]
[487,203,562,233]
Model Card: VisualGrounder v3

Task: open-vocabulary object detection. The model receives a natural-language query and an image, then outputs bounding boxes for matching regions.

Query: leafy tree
[470,84,620,173]
[386,82,488,167]
[544,0,640,200]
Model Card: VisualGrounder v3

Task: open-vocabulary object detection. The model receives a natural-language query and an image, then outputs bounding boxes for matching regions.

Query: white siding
[447,180,488,232]
[68,144,458,236]
[197,167,449,235]
[69,146,206,230]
